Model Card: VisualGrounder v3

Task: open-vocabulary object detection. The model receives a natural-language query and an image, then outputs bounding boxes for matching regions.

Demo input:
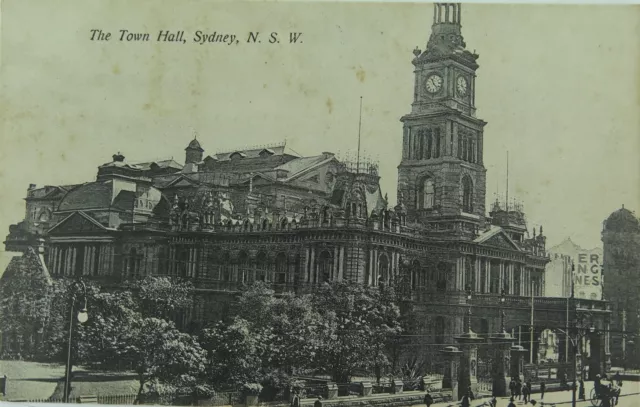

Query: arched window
[435,316,445,344]
[316,251,333,283]
[411,260,421,289]
[256,252,268,282]
[436,262,448,292]
[262,219,268,231]
[128,248,141,278]
[379,254,389,284]
[220,252,231,282]
[462,176,473,213]
[238,251,249,283]
[275,253,287,285]
[280,217,288,230]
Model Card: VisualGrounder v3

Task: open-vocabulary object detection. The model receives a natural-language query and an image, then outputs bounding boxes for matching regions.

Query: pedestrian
[507,396,516,407]
[314,395,323,407]
[461,393,471,407]
[490,396,497,407]
[467,385,475,400]
[579,379,585,401]
[423,392,434,407]
[509,378,516,398]
[291,391,300,407]
[522,381,530,403]
[515,379,522,400]
[540,380,546,400]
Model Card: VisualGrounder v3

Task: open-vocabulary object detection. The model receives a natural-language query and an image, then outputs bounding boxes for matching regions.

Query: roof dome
[604,207,639,232]
[186,138,204,152]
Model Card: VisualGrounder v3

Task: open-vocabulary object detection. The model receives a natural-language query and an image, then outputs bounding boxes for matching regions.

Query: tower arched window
[462,176,473,213]
[421,178,435,209]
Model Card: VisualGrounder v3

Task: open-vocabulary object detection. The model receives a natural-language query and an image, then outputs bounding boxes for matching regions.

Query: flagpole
[356,96,363,174]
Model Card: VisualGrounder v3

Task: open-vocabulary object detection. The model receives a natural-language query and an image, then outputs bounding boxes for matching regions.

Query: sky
[0,1,638,251]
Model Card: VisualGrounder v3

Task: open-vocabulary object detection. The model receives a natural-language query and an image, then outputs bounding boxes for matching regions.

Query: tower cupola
[185,138,204,164]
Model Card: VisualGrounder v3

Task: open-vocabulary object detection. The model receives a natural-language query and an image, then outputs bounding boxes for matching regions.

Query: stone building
[602,206,640,368]
[3,3,612,376]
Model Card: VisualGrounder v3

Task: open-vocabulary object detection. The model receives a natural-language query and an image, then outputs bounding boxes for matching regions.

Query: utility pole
[530,286,534,364]
[622,309,627,369]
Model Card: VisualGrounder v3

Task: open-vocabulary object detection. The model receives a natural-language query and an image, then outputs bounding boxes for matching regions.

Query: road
[476,381,639,407]
[423,381,640,406]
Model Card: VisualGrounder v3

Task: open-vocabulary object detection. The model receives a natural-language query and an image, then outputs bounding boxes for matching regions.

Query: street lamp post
[556,323,595,407]
[63,280,89,403]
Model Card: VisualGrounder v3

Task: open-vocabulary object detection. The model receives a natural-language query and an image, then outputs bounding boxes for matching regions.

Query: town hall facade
[3,3,611,377]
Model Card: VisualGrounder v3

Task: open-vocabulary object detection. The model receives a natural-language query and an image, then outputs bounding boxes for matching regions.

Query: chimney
[28,184,36,190]
[112,152,125,162]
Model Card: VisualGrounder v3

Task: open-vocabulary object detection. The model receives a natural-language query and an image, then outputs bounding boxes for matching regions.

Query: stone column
[489,331,515,396]
[454,308,484,400]
[440,345,462,398]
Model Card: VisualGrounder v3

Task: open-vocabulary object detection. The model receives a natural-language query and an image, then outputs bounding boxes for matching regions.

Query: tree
[127,276,194,321]
[201,318,266,388]
[113,317,209,403]
[0,248,60,360]
[311,281,402,384]
[201,282,322,395]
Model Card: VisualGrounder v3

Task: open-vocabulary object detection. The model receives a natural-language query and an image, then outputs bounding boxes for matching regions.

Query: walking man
[423,392,433,407]
[522,381,530,403]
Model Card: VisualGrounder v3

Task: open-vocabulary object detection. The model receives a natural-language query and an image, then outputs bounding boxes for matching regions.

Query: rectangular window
[434,128,441,158]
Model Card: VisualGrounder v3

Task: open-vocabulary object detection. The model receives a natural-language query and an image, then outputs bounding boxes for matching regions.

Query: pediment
[164,175,200,188]
[481,232,520,251]
[48,212,107,234]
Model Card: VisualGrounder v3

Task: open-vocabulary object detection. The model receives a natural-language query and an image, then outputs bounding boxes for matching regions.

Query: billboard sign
[573,252,603,299]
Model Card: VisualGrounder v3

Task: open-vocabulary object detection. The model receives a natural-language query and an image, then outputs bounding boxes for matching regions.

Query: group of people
[290,372,625,407]
[509,377,537,403]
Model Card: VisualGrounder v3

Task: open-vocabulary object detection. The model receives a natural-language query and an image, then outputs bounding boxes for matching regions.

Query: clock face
[425,74,443,94]
[456,76,468,97]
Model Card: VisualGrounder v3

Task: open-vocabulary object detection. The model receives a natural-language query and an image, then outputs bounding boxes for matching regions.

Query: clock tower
[398,3,487,236]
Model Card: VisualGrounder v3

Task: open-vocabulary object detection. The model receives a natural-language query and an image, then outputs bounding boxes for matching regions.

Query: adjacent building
[545,238,603,300]
[602,206,640,368]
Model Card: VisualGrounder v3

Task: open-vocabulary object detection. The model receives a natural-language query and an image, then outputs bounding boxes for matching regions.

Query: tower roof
[414,3,478,68]
[604,206,639,232]
[186,138,204,152]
